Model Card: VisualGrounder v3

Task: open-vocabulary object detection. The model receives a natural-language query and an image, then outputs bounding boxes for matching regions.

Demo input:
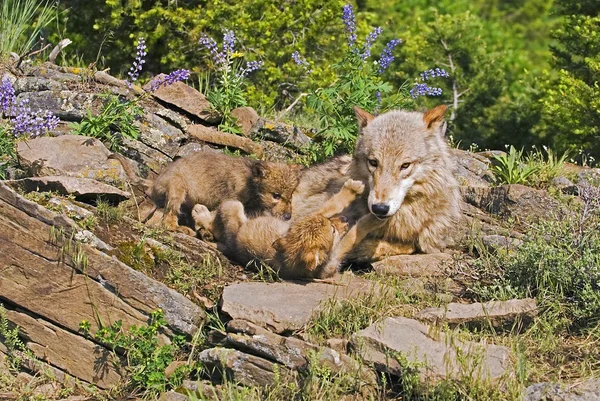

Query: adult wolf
[296,105,461,277]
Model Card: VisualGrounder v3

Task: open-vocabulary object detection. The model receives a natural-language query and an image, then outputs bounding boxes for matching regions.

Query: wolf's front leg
[316,214,385,278]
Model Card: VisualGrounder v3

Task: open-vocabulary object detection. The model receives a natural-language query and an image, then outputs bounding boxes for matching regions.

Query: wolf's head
[252,161,304,220]
[351,105,450,218]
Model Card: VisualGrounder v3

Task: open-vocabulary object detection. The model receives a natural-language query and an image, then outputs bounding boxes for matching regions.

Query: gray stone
[481,234,523,252]
[251,118,312,152]
[159,391,188,401]
[16,91,101,121]
[10,176,130,204]
[372,253,453,277]
[121,136,171,173]
[154,108,189,132]
[451,149,494,187]
[415,298,537,329]
[17,135,128,186]
[149,77,220,123]
[220,276,382,333]
[198,347,286,387]
[351,317,511,382]
[551,176,574,187]
[13,76,63,93]
[175,142,211,159]
[524,380,600,401]
[135,112,187,158]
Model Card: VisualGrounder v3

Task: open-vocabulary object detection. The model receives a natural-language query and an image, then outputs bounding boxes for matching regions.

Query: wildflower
[0,78,16,113]
[362,27,383,60]
[222,30,236,55]
[342,4,357,48]
[291,51,312,73]
[242,60,263,77]
[420,68,449,81]
[199,34,227,67]
[126,38,147,86]
[148,69,191,92]
[378,39,402,74]
[410,83,443,98]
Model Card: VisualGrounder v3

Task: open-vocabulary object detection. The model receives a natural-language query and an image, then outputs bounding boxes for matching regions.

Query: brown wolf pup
[294,105,461,277]
[192,179,365,279]
[145,151,301,233]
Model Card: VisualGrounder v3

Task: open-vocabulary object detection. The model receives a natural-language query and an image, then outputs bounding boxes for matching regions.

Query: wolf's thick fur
[192,179,364,278]
[147,151,301,232]
[294,105,461,275]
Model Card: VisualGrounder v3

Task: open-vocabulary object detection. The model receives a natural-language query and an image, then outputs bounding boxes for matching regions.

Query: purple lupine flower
[342,4,357,48]
[410,83,443,98]
[0,78,16,113]
[148,69,191,92]
[420,68,449,81]
[362,27,383,60]
[11,98,59,138]
[378,38,402,74]
[223,30,236,55]
[199,34,227,67]
[375,91,382,105]
[126,38,147,87]
[243,60,263,76]
[291,51,312,73]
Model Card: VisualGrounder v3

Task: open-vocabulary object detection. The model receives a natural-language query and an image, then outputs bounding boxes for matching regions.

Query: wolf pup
[192,179,365,279]
[308,105,461,276]
[148,151,302,233]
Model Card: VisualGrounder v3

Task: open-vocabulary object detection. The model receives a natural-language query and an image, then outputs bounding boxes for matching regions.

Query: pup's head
[252,161,303,220]
[274,214,349,273]
[352,105,450,218]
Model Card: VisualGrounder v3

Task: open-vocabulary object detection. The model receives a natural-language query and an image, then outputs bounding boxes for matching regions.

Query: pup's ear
[423,105,448,130]
[272,238,285,252]
[353,106,375,132]
[302,251,321,272]
[252,161,266,178]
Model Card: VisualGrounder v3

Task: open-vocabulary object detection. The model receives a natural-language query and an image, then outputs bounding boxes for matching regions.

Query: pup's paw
[343,179,365,195]
[192,204,212,226]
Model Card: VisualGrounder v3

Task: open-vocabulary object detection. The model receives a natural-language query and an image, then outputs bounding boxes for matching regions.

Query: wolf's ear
[272,238,284,252]
[423,105,448,130]
[353,106,375,132]
[252,161,266,178]
[302,251,321,272]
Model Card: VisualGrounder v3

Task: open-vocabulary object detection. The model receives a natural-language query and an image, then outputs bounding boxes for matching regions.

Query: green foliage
[490,146,540,185]
[0,304,37,370]
[525,146,569,188]
[88,309,187,397]
[471,184,600,334]
[0,125,15,179]
[70,94,142,152]
[0,0,55,58]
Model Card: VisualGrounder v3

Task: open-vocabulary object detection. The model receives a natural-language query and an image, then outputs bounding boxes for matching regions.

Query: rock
[326,338,349,354]
[415,298,537,329]
[32,382,62,398]
[179,380,222,400]
[149,78,220,124]
[225,320,375,384]
[32,64,83,83]
[198,347,286,387]
[220,276,382,333]
[231,107,260,136]
[122,136,171,173]
[13,76,63,93]
[187,124,264,158]
[261,140,302,163]
[578,169,600,186]
[0,182,204,343]
[481,234,523,252]
[351,317,511,382]
[17,135,128,186]
[551,176,574,187]
[135,112,187,158]
[10,176,130,204]
[154,108,189,132]
[159,391,188,401]
[462,184,562,222]
[451,149,494,187]
[174,142,210,159]
[251,118,312,152]
[372,253,453,277]
[524,380,600,401]
[16,91,102,121]
[4,307,122,389]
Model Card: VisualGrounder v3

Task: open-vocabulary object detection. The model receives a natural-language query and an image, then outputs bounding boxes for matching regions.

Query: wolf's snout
[370,203,390,217]
[283,213,292,221]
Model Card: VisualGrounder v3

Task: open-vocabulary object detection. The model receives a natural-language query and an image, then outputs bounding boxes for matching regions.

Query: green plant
[0,126,15,179]
[490,145,540,185]
[89,309,187,398]
[0,304,37,370]
[70,94,142,151]
[525,146,569,188]
[95,199,126,223]
[0,0,55,58]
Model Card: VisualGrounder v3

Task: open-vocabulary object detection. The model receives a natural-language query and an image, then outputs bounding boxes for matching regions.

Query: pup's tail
[108,153,153,192]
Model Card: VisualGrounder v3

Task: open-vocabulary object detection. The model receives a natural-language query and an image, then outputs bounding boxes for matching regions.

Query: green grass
[0,0,55,58]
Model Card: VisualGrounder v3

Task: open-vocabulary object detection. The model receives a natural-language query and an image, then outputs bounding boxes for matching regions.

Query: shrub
[490,146,540,185]
[0,0,55,59]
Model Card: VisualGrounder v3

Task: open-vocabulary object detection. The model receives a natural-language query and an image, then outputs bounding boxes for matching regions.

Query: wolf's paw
[342,179,365,195]
[192,204,212,228]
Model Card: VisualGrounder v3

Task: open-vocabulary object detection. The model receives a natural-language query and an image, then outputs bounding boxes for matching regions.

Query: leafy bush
[490,146,540,185]
[0,0,55,59]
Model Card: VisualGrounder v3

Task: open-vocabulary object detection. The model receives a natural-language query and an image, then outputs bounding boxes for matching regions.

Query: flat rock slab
[149,78,220,123]
[351,317,511,382]
[415,298,537,329]
[17,135,127,186]
[220,276,381,333]
[372,253,453,277]
[524,380,600,401]
[9,176,129,204]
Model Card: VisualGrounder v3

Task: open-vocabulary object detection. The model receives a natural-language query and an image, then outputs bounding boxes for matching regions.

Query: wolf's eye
[368,159,378,168]
[400,162,411,170]
[272,193,282,200]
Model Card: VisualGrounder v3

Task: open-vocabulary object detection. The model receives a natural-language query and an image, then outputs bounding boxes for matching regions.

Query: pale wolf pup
[314,105,461,276]
[192,179,365,279]
[148,151,302,233]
